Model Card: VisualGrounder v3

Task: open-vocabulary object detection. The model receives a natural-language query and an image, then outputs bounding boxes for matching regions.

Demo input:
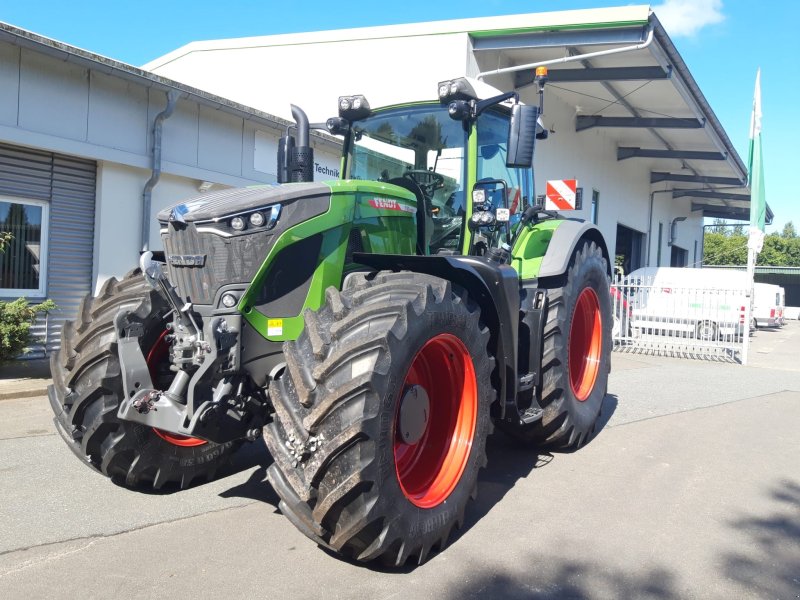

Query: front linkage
[114,252,267,445]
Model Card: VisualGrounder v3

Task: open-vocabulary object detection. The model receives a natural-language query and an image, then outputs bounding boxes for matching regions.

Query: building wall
[0,39,344,303]
[149,32,703,271]
[149,33,472,123]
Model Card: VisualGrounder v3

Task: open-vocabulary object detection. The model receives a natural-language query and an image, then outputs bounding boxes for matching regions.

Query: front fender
[512,218,611,280]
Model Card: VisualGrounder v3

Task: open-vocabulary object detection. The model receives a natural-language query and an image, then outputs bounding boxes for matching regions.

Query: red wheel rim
[568,287,603,401]
[394,334,477,509]
[145,330,207,447]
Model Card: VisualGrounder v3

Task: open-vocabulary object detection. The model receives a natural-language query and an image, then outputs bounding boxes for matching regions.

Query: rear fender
[353,253,520,419]
[538,219,611,279]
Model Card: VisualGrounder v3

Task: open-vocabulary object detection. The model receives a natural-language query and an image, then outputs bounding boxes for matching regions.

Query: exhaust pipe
[277,105,314,183]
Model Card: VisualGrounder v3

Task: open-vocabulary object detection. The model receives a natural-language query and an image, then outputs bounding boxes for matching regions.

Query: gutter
[141,90,179,253]
[476,25,654,80]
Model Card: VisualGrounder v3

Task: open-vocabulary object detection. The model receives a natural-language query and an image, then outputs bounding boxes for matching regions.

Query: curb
[0,383,51,401]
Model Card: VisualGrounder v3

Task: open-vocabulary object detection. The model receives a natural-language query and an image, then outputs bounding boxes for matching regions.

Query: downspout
[141,90,180,253]
[647,188,674,267]
[476,25,654,81]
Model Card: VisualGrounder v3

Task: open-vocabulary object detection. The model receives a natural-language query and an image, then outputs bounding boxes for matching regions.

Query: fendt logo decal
[368,198,417,213]
[168,254,207,267]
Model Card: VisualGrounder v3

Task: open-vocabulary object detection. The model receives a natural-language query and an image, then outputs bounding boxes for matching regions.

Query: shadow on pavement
[721,479,800,599]
[452,394,618,551]
[222,393,619,570]
[442,478,800,599]
[444,561,678,599]
[218,437,279,505]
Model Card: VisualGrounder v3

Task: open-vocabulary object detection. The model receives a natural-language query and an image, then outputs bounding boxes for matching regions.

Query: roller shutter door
[0,142,96,355]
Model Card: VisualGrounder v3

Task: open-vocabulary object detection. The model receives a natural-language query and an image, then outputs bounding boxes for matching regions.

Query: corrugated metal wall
[0,142,96,354]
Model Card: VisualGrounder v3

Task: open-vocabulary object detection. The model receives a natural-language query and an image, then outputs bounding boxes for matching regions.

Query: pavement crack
[0,500,258,560]
[609,388,800,429]
[0,540,99,579]
[0,433,56,442]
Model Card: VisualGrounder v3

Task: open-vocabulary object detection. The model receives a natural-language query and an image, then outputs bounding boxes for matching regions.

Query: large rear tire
[264,271,494,566]
[49,269,239,489]
[500,240,611,450]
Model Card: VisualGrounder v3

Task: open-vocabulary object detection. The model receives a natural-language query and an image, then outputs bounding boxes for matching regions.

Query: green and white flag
[748,69,766,235]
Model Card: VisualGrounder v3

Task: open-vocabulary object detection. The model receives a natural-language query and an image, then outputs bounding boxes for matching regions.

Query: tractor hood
[157,182,331,223]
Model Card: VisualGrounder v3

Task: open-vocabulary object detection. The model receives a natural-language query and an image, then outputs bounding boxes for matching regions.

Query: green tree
[703,231,747,265]
[757,232,800,266]
[781,221,797,238]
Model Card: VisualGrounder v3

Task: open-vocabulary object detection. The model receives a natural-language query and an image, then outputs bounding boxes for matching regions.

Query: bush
[0,298,57,362]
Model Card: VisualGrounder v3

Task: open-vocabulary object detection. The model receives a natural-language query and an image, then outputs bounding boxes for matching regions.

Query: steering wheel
[403,170,445,199]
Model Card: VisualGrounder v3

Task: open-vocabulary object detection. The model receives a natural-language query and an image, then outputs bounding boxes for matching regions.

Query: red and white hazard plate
[545,179,577,211]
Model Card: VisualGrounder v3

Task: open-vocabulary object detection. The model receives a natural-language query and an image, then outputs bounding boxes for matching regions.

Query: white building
[0,22,342,350]
[0,6,766,351]
[146,5,765,272]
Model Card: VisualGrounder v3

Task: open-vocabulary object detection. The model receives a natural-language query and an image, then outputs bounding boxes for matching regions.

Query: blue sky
[2,0,797,232]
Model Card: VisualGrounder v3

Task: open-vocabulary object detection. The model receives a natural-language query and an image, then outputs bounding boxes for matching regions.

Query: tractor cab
[336,76,547,258]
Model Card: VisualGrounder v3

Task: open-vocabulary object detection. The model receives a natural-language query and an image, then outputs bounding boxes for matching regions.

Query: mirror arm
[474,91,519,117]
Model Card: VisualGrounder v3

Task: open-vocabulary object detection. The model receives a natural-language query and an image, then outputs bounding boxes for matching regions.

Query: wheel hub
[398,384,430,445]
[394,334,478,509]
[568,287,603,402]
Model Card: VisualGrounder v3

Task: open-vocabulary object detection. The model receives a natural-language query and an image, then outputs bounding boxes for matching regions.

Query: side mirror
[506,104,538,168]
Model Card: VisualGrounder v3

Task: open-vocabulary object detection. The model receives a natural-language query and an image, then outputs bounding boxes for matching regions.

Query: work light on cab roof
[338,95,371,121]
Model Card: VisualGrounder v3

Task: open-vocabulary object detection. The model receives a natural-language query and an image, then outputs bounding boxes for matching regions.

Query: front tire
[48,269,239,489]
[264,271,494,566]
[500,240,611,450]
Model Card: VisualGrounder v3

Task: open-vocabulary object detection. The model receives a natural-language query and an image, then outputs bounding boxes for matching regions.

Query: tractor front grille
[162,223,274,305]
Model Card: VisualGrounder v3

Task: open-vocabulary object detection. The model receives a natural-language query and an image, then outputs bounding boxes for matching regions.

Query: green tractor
[49,71,612,566]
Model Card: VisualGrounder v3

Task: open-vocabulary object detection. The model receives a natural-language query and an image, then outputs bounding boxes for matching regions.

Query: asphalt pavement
[1,323,798,599]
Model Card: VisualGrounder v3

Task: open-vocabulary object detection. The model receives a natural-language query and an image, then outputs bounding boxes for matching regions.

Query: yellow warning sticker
[267,319,283,337]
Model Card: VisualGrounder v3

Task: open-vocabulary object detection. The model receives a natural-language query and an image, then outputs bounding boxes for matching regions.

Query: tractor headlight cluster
[226,204,281,233]
[470,210,495,228]
[338,95,372,121]
[437,78,478,103]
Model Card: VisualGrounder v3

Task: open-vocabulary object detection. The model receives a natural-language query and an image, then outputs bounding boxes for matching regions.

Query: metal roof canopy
[472,11,769,223]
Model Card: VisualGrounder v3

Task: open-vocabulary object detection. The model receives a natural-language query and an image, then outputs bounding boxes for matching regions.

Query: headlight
[221,293,238,308]
[249,212,265,227]
[231,216,246,231]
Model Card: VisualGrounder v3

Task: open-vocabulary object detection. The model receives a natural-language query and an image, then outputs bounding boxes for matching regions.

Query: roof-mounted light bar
[437,78,479,103]
[338,95,371,121]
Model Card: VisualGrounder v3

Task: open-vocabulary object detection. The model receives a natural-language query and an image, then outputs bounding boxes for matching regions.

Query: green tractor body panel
[239,180,417,341]
[510,218,564,280]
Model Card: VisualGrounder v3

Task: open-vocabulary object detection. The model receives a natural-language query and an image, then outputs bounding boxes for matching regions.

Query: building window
[591,190,599,224]
[0,198,48,297]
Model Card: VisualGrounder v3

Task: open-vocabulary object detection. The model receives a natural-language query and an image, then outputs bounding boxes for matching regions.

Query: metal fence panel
[611,275,747,362]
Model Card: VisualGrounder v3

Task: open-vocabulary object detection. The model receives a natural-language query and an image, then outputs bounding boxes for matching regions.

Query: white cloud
[653,0,726,37]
